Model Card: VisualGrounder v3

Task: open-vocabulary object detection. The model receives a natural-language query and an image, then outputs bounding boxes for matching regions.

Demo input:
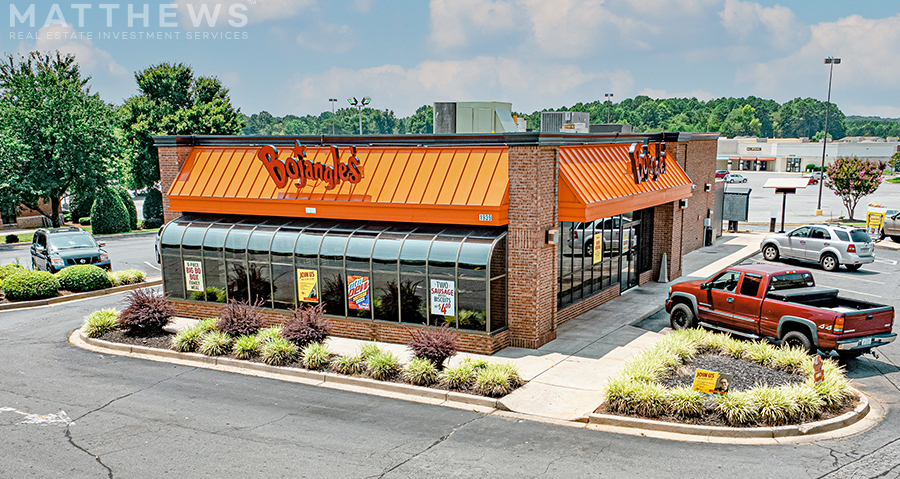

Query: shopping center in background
[155,131,718,354]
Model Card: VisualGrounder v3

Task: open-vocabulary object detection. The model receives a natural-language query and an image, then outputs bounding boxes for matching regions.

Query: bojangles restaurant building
[155,132,718,354]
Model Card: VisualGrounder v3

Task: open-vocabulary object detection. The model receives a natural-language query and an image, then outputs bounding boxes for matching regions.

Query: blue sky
[5,1,900,119]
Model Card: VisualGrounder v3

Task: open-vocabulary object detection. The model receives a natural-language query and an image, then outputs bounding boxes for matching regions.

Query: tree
[824,157,886,220]
[91,184,131,234]
[774,98,845,139]
[720,105,762,137]
[121,63,244,190]
[406,105,433,133]
[0,51,120,227]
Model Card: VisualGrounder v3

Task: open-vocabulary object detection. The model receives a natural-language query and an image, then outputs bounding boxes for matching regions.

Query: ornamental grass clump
[770,345,810,373]
[331,354,366,375]
[493,363,523,387]
[669,387,706,418]
[232,335,260,360]
[198,331,232,356]
[107,269,146,287]
[197,318,219,332]
[474,364,512,397]
[621,355,668,383]
[744,341,777,366]
[282,303,329,349]
[172,326,204,352]
[781,384,824,419]
[715,391,759,426]
[403,357,440,386]
[440,362,476,390]
[811,373,852,410]
[216,299,264,337]
[261,337,298,366]
[117,289,174,334]
[359,342,383,360]
[631,382,670,418]
[751,387,799,425]
[82,309,119,338]
[604,377,642,414]
[463,357,490,370]
[366,350,400,380]
[406,325,458,370]
[301,342,331,370]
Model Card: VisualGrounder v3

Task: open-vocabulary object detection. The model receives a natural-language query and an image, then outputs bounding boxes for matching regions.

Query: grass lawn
[888,177,900,184]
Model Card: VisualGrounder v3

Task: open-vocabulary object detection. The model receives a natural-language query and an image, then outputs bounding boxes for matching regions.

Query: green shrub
[5,234,19,244]
[114,186,138,231]
[781,384,824,419]
[107,269,146,287]
[91,185,131,235]
[69,192,94,221]
[811,374,852,410]
[172,326,204,352]
[403,357,439,386]
[0,263,25,280]
[715,391,759,426]
[630,381,670,417]
[751,387,798,425]
[366,350,400,380]
[197,317,218,332]
[64,213,71,222]
[256,325,284,344]
[331,354,366,375]
[143,217,164,229]
[473,365,512,397]
[744,341,777,365]
[359,342,383,360]
[440,363,475,390]
[55,265,112,292]
[261,337,298,366]
[301,342,331,370]
[407,325,457,370]
[604,377,643,414]
[216,299,264,337]
[82,309,119,338]
[621,355,668,383]
[142,188,163,225]
[199,330,232,356]
[669,387,706,418]
[78,217,91,225]
[2,270,59,301]
[232,334,260,359]
[462,357,490,370]
[189,286,225,302]
[117,289,174,334]
[492,363,523,387]
[770,345,810,372]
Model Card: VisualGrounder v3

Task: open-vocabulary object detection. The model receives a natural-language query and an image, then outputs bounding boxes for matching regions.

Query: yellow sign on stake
[692,368,732,394]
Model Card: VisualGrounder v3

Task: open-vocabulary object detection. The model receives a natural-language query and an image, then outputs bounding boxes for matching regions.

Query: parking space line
[144,261,160,271]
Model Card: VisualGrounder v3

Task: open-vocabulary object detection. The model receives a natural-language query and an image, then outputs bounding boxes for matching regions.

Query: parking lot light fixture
[328,98,337,134]
[816,57,840,216]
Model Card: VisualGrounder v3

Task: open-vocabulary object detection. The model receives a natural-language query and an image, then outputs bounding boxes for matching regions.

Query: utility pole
[816,57,840,216]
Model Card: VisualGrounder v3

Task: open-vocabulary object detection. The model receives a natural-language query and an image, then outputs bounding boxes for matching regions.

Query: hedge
[91,185,131,235]
[115,186,138,230]
[2,270,60,301]
[143,188,163,226]
[55,265,112,292]
[0,263,25,280]
[69,192,94,222]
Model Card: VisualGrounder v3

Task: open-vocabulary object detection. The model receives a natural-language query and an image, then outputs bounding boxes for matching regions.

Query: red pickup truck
[665,264,896,358]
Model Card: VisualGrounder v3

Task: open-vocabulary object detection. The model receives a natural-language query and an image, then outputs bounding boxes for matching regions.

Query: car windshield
[48,233,96,250]
[850,230,871,243]
[768,272,815,291]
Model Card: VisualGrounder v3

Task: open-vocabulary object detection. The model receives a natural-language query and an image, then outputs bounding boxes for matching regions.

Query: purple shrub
[117,289,175,334]
[216,299,264,337]
[282,303,330,349]
[407,325,458,370]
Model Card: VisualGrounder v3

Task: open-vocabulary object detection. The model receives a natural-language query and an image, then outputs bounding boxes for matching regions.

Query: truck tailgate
[840,306,894,337]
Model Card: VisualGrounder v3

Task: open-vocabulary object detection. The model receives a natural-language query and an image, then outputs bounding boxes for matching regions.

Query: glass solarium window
[159,215,508,333]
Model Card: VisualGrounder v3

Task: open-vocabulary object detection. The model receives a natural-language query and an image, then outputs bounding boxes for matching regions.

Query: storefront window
[160,219,188,299]
[398,232,433,325]
[372,230,406,322]
[201,223,229,303]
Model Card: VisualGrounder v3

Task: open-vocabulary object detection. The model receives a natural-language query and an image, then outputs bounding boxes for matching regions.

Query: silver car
[760,224,875,271]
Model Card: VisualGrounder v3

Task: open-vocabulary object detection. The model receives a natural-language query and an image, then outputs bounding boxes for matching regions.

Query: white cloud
[290,56,631,116]
[354,0,374,13]
[297,23,357,54]
[174,0,316,27]
[719,0,808,49]
[428,0,518,49]
[638,88,714,101]
[21,23,129,78]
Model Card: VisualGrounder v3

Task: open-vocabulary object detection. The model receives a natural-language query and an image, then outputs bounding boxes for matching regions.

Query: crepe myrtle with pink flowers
[824,156,886,220]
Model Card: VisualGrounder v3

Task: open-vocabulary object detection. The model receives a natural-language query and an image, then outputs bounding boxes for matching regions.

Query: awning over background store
[167,146,509,226]
[558,144,693,222]
[740,156,775,161]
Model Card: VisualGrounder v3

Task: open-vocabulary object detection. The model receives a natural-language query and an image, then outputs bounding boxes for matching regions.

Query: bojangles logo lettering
[256,141,363,190]
[628,141,667,184]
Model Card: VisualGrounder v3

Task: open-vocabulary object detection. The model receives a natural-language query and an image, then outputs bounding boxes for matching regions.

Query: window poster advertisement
[347,275,370,311]
[184,260,204,292]
[430,279,455,316]
[592,233,604,264]
[622,229,632,253]
[297,269,319,303]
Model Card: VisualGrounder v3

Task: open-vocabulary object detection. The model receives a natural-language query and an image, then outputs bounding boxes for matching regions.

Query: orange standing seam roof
[167,146,509,226]
[558,144,693,222]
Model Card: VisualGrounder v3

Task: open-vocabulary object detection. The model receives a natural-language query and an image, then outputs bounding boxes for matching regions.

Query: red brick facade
[155,133,717,355]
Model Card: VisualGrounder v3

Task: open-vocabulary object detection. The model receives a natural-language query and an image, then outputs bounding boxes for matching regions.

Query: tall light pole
[604,93,614,123]
[328,98,337,135]
[816,57,840,216]
[347,96,371,135]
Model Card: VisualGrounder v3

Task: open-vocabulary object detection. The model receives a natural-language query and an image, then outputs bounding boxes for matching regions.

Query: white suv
[760,224,875,271]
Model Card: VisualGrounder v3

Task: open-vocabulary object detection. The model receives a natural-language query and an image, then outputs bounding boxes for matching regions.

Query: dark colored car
[31,227,111,273]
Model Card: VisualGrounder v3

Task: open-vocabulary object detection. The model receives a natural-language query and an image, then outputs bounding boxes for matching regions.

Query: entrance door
[621,216,639,291]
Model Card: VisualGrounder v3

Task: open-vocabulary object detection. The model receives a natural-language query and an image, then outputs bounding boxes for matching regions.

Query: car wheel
[742,179,747,183]
[820,253,838,272]
[879,229,886,240]
[762,244,779,261]
[782,331,813,353]
[669,303,697,330]
[584,240,594,258]
[846,264,862,271]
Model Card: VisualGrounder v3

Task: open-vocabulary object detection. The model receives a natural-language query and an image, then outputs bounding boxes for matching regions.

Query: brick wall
[556,284,620,325]
[652,202,684,281]
[680,139,718,255]
[158,144,193,223]
[506,145,559,349]
[171,299,508,354]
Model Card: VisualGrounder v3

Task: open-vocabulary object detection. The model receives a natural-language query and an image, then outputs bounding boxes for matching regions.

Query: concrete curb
[72,330,501,411]
[0,279,161,311]
[587,390,869,439]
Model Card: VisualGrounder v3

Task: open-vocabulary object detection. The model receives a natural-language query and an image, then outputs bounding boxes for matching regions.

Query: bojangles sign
[256,141,363,190]
[628,141,667,184]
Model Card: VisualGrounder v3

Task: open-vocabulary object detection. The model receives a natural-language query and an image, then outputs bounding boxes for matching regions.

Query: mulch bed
[596,354,856,427]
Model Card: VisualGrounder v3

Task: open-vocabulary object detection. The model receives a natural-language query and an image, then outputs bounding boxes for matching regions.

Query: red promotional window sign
[256,140,363,190]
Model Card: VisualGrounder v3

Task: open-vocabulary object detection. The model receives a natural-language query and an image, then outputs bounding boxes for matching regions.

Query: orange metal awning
[167,145,509,225]
[558,144,692,222]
